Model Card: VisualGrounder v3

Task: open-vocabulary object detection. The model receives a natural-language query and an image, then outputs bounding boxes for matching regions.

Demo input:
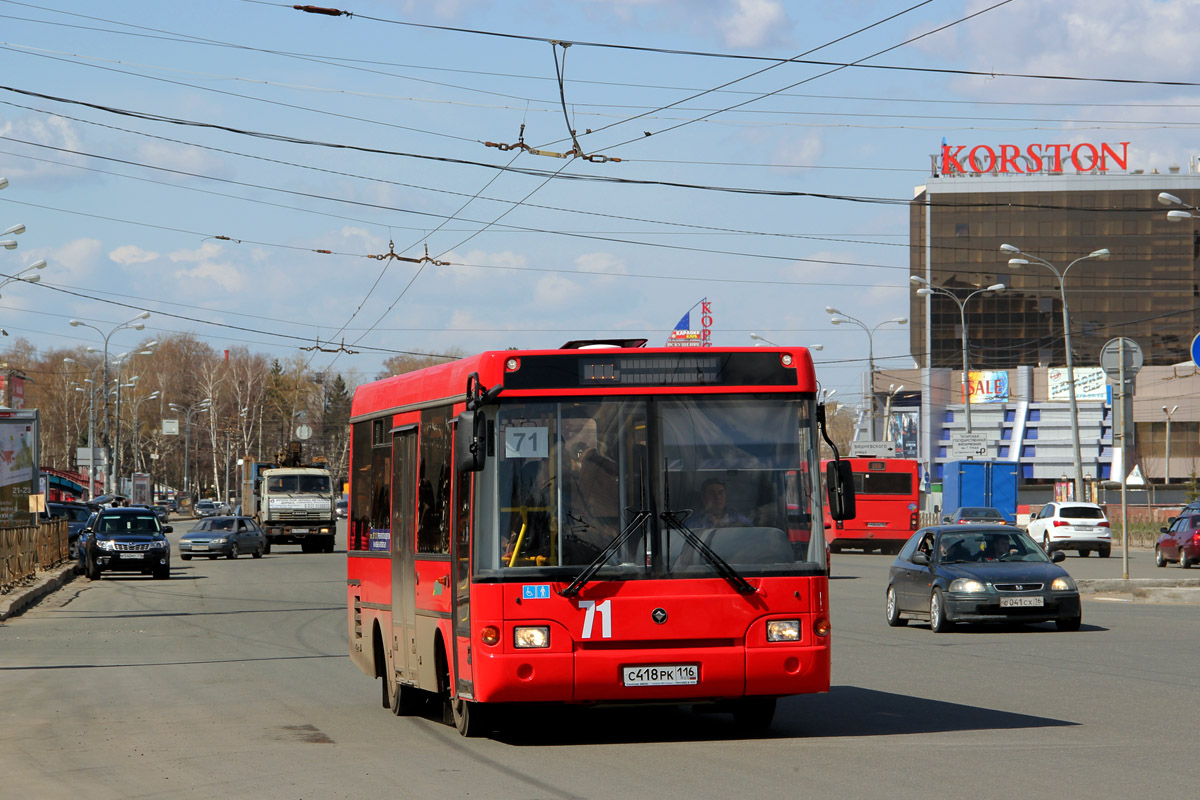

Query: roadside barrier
[0,519,68,595]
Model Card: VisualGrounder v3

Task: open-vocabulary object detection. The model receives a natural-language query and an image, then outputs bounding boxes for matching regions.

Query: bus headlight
[949,579,987,593]
[766,620,801,642]
[1051,576,1076,591]
[513,626,550,649]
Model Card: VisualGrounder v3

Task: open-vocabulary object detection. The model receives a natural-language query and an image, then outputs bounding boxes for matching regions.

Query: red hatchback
[1156,513,1200,568]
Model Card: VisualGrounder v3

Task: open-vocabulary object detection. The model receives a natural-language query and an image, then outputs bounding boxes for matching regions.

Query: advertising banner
[0,410,39,527]
[1047,366,1107,401]
[886,408,920,458]
[966,370,1009,404]
[665,298,712,348]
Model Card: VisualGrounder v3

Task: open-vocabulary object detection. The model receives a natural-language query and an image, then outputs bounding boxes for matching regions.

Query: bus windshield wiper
[660,511,756,595]
[559,510,649,598]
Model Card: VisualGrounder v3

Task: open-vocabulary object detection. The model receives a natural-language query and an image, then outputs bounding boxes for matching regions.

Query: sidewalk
[0,563,78,622]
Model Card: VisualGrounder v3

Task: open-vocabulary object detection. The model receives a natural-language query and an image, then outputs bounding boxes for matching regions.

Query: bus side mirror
[455,409,486,473]
[826,460,856,521]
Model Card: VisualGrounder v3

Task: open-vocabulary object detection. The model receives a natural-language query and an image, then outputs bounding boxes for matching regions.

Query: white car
[1024,501,1112,557]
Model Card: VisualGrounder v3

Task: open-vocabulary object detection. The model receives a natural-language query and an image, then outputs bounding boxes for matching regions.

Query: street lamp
[64,357,108,495]
[1158,192,1198,220]
[910,276,1007,432]
[1002,243,1110,499]
[748,332,824,351]
[127,389,161,475]
[109,345,156,488]
[0,259,47,296]
[1163,405,1179,485]
[825,307,907,439]
[69,311,152,492]
[169,398,212,496]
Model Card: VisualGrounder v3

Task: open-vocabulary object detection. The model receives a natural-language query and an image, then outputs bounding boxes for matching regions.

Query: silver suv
[1025,501,1111,557]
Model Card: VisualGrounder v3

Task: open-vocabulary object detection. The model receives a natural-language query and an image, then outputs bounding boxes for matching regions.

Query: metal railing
[0,518,68,595]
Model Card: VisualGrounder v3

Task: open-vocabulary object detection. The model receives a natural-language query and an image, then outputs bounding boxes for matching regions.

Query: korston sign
[938,142,1129,175]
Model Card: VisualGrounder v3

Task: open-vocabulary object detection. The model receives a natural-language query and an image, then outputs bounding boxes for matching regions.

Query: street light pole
[825,308,907,439]
[1002,243,1110,500]
[128,390,161,475]
[910,277,1007,433]
[69,311,152,493]
[1163,405,1178,485]
[64,357,104,497]
[170,398,211,496]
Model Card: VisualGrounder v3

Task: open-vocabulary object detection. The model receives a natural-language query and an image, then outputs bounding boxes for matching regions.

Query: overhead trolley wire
[273,0,1200,88]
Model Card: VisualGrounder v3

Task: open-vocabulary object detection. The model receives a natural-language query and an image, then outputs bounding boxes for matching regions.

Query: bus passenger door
[451,427,474,700]
[391,428,418,684]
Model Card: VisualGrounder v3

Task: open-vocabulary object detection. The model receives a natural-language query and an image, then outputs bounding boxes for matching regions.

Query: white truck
[255,466,337,553]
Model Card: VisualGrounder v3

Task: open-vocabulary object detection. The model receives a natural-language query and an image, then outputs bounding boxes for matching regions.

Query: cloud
[0,114,88,181]
[772,131,824,172]
[719,0,789,49]
[168,242,247,293]
[109,245,159,265]
[135,141,228,180]
[947,0,1200,102]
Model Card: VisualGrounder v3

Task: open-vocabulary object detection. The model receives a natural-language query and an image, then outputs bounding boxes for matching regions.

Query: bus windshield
[475,395,824,580]
[266,474,331,494]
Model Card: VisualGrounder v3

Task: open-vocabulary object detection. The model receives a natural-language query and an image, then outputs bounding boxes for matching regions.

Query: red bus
[346,341,853,736]
[823,457,920,555]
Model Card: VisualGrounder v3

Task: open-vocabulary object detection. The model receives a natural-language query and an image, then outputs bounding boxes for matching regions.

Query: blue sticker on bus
[522,584,551,600]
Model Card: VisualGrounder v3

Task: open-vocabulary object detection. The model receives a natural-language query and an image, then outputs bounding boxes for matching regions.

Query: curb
[1078,577,1200,604]
[0,564,79,622]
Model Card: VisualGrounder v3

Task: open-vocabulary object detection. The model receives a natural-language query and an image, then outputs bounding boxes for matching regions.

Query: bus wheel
[732,697,776,731]
[451,696,490,737]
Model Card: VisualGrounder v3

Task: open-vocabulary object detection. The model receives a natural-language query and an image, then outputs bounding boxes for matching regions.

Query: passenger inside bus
[562,437,620,563]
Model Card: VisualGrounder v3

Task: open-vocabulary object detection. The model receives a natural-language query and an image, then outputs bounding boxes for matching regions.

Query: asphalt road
[1,523,1195,799]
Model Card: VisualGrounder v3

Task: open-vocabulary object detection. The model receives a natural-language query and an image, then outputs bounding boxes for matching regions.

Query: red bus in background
[823,457,920,555]
[346,340,853,736]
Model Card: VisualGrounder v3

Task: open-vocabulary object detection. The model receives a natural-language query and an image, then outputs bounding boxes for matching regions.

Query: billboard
[886,408,920,459]
[0,409,39,527]
[966,370,1009,404]
[1047,366,1107,402]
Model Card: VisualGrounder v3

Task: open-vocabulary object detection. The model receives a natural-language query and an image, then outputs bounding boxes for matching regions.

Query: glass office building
[910,166,1200,369]
[897,157,1200,490]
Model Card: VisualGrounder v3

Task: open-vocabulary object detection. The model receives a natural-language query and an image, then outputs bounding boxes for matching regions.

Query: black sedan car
[179,516,268,560]
[885,525,1081,632]
[82,507,173,580]
[943,506,1008,525]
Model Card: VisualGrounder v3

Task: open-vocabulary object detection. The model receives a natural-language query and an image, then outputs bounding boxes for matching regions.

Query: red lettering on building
[939,142,1131,175]
[1071,142,1099,171]
[968,145,996,173]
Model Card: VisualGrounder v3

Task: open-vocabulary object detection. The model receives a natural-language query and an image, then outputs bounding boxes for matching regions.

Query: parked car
[943,506,1007,525]
[885,525,1081,632]
[194,500,219,517]
[1023,501,1111,557]
[1156,513,1200,568]
[81,507,173,580]
[167,499,179,513]
[335,497,348,519]
[179,516,267,560]
[42,501,94,558]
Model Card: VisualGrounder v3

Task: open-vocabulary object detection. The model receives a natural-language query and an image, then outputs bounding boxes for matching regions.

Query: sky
[2,0,1199,409]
